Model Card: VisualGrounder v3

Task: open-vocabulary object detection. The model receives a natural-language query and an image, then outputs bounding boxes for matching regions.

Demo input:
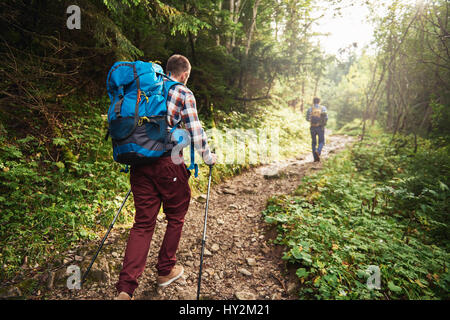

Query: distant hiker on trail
[115,54,217,300]
[306,97,328,162]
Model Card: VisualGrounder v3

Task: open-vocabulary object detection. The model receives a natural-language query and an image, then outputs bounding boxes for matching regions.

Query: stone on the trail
[204,248,212,256]
[177,276,187,286]
[196,194,207,203]
[63,257,71,265]
[111,251,119,258]
[261,244,270,255]
[246,258,257,266]
[222,187,237,195]
[271,292,282,300]
[88,269,109,283]
[185,260,194,267]
[235,291,256,300]
[238,268,252,276]
[86,259,111,283]
[178,288,196,300]
[74,255,83,262]
[211,244,220,252]
[241,187,256,194]
[263,168,280,179]
[217,219,225,225]
[229,204,239,210]
[287,280,298,294]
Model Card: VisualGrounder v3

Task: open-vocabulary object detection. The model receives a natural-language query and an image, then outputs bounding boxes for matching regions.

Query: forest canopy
[1,0,448,138]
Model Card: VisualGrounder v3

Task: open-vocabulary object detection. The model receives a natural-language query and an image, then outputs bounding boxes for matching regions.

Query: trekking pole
[196,165,213,300]
[81,188,132,286]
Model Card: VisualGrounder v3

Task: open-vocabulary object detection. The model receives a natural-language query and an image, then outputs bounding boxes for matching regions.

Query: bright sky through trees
[312,0,375,55]
[312,0,421,55]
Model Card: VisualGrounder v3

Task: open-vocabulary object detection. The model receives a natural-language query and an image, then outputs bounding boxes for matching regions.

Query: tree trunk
[231,0,241,49]
[188,31,197,65]
[216,0,223,46]
[227,0,235,52]
[300,78,305,113]
[313,75,320,97]
[245,0,260,56]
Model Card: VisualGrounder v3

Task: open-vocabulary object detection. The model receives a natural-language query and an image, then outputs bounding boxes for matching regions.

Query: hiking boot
[157,265,184,287]
[314,151,320,162]
[115,291,134,300]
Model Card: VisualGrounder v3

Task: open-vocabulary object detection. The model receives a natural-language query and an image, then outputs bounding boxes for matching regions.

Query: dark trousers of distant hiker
[310,126,325,160]
[116,156,191,296]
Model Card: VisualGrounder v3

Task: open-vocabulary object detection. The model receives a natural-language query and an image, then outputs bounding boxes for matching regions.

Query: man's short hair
[313,97,321,104]
[166,54,191,77]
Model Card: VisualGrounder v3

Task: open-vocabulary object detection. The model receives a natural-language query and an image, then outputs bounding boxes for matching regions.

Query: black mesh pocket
[109,116,136,141]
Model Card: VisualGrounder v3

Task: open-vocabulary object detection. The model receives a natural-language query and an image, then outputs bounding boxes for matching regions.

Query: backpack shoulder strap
[162,75,184,101]
[162,77,198,178]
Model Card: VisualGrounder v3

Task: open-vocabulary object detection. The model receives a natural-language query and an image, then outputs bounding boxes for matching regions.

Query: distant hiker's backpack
[105,61,195,171]
[310,105,327,127]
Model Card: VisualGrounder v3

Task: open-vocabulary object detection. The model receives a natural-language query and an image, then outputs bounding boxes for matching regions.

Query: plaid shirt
[166,83,213,164]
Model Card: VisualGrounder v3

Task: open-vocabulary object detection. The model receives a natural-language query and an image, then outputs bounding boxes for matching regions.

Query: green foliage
[375,0,449,138]
[430,98,450,145]
[321,54,376,129]
[263,133,449,299]
[0,98,134,279]
[335,118,363,136]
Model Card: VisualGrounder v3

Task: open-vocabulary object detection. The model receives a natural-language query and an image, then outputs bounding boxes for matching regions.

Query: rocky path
[43,134,355,300]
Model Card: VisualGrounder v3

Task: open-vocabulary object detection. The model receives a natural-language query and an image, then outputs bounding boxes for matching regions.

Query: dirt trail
[46,134,355,300]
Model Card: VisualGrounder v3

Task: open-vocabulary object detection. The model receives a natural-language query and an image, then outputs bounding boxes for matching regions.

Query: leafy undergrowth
[0,98,132,280]
[263,131,449,299]
[0,94,310,281]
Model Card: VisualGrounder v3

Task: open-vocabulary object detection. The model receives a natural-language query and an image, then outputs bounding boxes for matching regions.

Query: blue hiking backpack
[105,61,198,175]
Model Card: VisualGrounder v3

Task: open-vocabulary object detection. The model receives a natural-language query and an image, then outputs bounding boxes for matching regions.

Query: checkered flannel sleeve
[167,85,213,164]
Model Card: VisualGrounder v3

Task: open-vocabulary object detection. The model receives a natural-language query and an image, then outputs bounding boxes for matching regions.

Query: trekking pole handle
[202,165,213,240]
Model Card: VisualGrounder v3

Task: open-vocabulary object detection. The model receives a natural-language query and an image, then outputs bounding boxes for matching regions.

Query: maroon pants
[116,157,191,296]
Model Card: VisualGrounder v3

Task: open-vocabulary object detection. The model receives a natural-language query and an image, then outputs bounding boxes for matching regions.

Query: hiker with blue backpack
[105,54,216,300]
[306,97,328,162]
